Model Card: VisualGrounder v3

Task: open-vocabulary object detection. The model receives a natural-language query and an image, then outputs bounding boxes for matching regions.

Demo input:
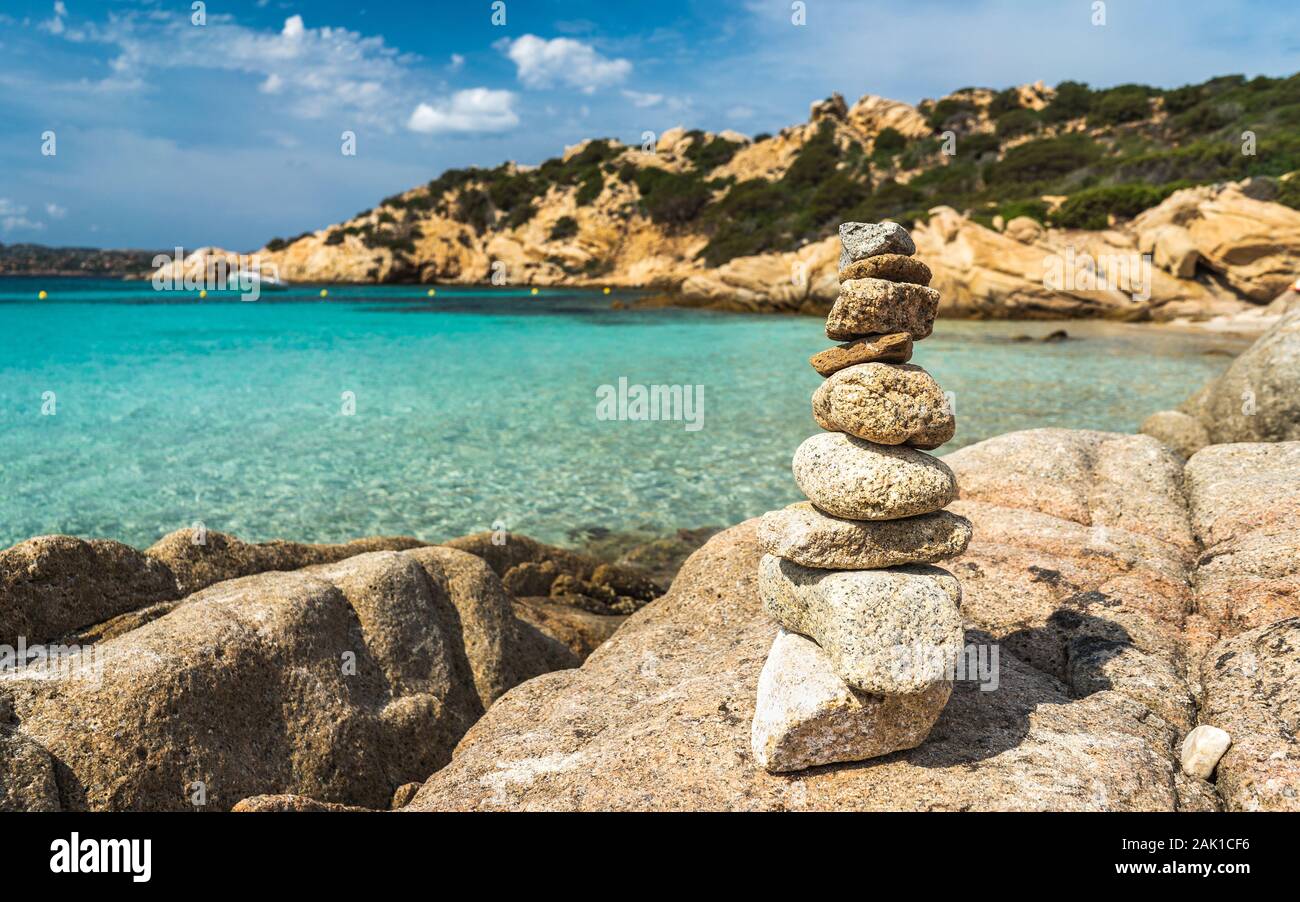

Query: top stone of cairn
[838,221,916,270]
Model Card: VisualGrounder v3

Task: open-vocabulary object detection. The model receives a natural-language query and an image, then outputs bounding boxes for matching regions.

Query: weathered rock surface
[146,528,428,596]
[839,254,931,285]
[1183,442,1300,650]
[0,535,178,647]
[0,547,572,811]
[759,555,963,694]
[512,597,626,660]
[409,512,1191,811]
[1177,310,1300,443]
[232,794,375,813]
[812,362,955,449]
[838,221,916,269]
[758,503,970,570]
[751,629,951,772]
[1139,409,1210,459]
[1197,619,1300,810]
[792,432,957,520]
[826,279,940,341]
[943,428,1196,555]
[444,532,662,615]
[809,333,913,375]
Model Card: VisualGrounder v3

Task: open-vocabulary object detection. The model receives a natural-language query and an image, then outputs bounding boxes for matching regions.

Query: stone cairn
[750,221,971,773]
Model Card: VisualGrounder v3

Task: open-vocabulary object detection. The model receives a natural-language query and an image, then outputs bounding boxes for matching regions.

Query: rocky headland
[153,73,1300,331]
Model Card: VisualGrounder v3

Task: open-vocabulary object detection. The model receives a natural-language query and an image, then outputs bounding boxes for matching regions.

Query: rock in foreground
[751,629,951,773]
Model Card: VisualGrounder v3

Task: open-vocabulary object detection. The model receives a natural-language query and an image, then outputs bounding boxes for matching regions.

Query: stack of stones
[750,221,972,773]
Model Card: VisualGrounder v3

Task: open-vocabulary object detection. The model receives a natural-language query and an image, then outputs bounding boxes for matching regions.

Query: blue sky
[2,0,1297,250]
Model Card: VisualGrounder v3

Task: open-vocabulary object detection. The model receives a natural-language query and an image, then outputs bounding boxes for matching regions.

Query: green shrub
[1088,85,1153,126]
[633,168,711,225]
[456,188,493,234]
[960,132,1000,158]
[997,198,1050,224]
[987,87,1023,117]
[995,108,1040,140]
[782,122,842,190]
[873,127,907,156]
[1050,182,1186,229]
[549,216,578,241]
[685,135,744,171]
[266,237,287,252]
[926,97,978,130]
[575,171,604,206]
[986,134,1102,185]
[1042,80,1092,123]
[324,230,345,246]
[1276,177,1300,211]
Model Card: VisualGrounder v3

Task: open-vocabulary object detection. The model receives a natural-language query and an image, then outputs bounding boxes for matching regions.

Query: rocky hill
[171,73,1300,322]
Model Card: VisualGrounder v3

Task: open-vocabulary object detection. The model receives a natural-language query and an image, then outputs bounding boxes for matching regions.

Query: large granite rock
[1183,443,1300,651]
[1197,619,1300,811]
[0,536,179,648]
[146,528,428,596]
[408,516,1192,811]
[0,547,572,811]
[1177,310,1300,444]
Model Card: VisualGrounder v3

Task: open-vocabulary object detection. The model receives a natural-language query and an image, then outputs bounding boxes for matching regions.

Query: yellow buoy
[38,290,48,300]
[602,287,611,295]
[530,287,539,296]
[199,289,207,299]
[427,288,436,297]
[320,289,329,298]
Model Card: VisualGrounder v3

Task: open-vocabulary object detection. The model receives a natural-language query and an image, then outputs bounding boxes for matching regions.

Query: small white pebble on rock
[1180,724,1231,780]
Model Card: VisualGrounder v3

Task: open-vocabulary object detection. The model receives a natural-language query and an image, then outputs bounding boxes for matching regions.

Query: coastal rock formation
[146,528,428,596]
[0,525,666,811]
[411,427,1300,810]
[0,548,572,811]
[0,536,177,648]
[407,511,1190,810]
[1170,309,1300,444]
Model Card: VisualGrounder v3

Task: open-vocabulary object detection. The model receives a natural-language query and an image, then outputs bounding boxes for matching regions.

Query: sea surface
[0,277,1247,549]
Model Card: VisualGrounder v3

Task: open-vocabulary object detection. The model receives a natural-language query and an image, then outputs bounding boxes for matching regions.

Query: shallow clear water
[0,277,1244,549]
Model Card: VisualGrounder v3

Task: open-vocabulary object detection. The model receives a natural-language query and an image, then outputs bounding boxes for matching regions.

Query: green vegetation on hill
[272,72,1300,269]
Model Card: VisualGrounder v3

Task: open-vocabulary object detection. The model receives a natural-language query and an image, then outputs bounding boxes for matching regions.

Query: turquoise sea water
[0,277,1245,550]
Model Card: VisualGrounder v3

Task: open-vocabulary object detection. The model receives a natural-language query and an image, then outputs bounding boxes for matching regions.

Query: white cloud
[448,53,464,72]
[622,89,664,108]
[407,88,519,134]
[43,12,425,130]
[40,0,67,35]
[45,202,67,219]
[497,34,631,93]
[0,199,45,232]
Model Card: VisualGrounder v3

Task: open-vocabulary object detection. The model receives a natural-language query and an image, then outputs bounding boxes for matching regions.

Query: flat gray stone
[758,502,971,569]
[758,554,963,694]
[812,362,954,449]
[792,431,957,520]
[838,221,916,269]
[751,628,952,773]
[826,279,940,341]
